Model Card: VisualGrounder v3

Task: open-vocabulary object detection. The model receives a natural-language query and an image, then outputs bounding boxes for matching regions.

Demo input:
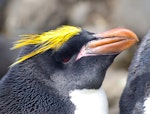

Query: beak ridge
[86,28,138,54]
[76,28,139,60]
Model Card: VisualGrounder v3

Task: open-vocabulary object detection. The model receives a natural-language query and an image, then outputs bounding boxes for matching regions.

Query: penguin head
[11,26,138,93]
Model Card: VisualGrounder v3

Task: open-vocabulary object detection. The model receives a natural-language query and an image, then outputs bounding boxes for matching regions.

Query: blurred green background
[0,0,150,114]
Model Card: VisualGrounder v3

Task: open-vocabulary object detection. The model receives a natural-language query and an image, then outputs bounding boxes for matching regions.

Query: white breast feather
[69,88,108,114]
[144,97,150,114]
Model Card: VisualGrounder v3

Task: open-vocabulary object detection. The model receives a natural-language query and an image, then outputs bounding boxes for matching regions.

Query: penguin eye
[62,58,71,63]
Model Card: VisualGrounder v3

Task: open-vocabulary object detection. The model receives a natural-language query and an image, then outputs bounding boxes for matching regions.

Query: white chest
[69,88,108,114]
[144,97,150,114]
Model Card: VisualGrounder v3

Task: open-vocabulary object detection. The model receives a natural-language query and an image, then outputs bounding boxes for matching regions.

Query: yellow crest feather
[11,26,81,67]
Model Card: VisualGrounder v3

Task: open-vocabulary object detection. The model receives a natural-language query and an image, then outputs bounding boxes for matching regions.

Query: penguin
[119,31,150,114]
[0,26,138,114]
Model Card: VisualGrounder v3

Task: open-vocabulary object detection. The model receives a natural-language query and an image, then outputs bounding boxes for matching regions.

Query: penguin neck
[5,61,76,113]
[69,88,109,114]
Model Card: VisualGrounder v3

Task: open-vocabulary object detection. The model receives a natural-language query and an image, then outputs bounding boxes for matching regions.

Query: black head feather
[0,28,118,114]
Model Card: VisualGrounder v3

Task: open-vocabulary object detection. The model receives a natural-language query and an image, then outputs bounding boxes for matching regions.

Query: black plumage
[0,26,138,114]
[119,31,150,114]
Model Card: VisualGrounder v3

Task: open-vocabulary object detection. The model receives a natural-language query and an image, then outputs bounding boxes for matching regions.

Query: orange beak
[77,28,138,59]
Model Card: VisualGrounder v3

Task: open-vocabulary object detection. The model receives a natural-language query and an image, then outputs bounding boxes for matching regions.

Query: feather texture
[11,26,81,66]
